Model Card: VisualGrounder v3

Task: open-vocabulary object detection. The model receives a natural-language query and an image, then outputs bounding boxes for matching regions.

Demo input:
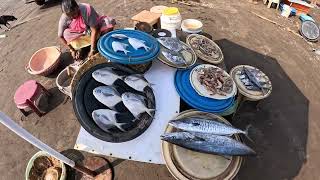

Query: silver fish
[169,118,250,137]
[93,86,122,110]
[92,67,123,85]
[157,37,183,52]
[161,132,256,156]
[243,66,266,95]
[128,37,150,51]
[162,49,186,65]
[124,74,151,92]
[92,109,126,132]
[111,34,128,39]
[112,41,130,55]
[122,92,155,119]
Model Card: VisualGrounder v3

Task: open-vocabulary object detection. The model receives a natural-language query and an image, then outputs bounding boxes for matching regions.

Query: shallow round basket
[72,63,156,142]
[26,46,61,76]
[229,65,272,101]
[26,151,66,180]
[157,41,197,69]
[161,110,243,180]
[189,64,237,100]
[186,34,224,64]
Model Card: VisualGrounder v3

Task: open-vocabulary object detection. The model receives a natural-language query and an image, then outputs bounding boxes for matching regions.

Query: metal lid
[175,66,234,113]
[186,34,224,64]
[161,110,243,180]
[300,20,320,42]
[98,30,160,64]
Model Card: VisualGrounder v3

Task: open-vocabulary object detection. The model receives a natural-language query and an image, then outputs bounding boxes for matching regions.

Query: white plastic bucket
[161,15,182,29]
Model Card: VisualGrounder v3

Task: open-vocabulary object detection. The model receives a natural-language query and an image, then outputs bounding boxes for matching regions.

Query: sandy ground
[1,0,320,179]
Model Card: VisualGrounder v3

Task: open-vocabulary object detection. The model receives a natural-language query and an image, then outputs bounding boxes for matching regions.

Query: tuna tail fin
[124,50,130,55]
[244,124,254,143]
[146,108,155,117]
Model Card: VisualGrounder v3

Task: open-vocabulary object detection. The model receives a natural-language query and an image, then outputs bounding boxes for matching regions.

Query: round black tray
[73,63,155,142]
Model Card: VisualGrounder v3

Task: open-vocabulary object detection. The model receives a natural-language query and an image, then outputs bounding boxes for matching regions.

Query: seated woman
[58,0,115,59]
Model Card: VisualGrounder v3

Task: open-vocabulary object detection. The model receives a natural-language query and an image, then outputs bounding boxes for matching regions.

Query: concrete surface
[0,0,320,179]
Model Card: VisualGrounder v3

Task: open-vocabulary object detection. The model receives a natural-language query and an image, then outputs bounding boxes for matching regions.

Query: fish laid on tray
[236,66,271,94]
[112,41,130,55]
[157,37,183,52]
[128,37,150,51]
[196,66,233,96]
[122,92,155,119]
[124,74,152,92]
[93,86,122,110]
[92,109,134,132]
[92,67,123,85]
[169,118,250,137]
[161,132,256,156]
[161,49,187,65]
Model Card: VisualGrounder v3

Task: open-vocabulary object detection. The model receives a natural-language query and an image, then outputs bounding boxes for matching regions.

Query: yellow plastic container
[163,7,179,15]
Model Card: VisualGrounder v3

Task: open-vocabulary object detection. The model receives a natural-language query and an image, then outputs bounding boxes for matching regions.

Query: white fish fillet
[92,109,126,132]
[124,74,150,92]
[122,92,154,119]
[128,37,150,51]
[112,41,130,55]
[93,86,122,110]
[92,67,123,85]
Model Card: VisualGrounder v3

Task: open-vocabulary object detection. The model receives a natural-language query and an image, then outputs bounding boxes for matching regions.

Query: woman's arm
[88,26,99,58]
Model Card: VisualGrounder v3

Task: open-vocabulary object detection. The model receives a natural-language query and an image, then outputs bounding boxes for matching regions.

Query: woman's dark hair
[61,0,79,14]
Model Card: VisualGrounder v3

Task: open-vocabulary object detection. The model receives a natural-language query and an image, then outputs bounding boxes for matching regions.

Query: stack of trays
[175,64,237,114]
[98,30,160,64]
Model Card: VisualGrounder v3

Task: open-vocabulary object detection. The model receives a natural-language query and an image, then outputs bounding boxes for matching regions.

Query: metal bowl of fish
[161,110,248,180]
[230,65,272,101]
[157,37,197,69]
[189,64,237,100]
[73,63,156,142]
[186,34,224,64]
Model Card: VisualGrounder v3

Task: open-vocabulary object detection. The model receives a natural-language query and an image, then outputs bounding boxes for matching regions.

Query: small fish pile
[111,34,150,55]
[157,37,192,66]
[196,66,233,96]
[91,67,155,132]
[161,117,256,156]
[236,66,271,94]
[190,37,221,59]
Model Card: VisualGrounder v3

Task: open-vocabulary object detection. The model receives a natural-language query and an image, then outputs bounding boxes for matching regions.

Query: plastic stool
[14,80,51,117]
[264,0,280,9]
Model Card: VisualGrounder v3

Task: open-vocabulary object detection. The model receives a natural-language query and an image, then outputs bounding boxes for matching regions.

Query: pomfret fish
[162,49,186,65]
[111,34,128,39]
[92,67,123,85]
[157,37,183,52]
[169,118,250,137]
[92,109,127,132]
[161,132,256,156]
[112,41,130,55]
[128,37,150,51]
[124,74,151,92]
[122,92,155,119]
[93,86,122,110]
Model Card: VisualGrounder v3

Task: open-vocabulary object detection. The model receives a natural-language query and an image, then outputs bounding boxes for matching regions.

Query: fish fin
[146,108,155,117]
[124,50,130,55]
[117,123,127,132]
[244,124,254,143]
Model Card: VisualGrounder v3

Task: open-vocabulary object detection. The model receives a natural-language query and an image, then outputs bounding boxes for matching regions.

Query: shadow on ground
[214,39,309,180]
[40,0,62,10]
